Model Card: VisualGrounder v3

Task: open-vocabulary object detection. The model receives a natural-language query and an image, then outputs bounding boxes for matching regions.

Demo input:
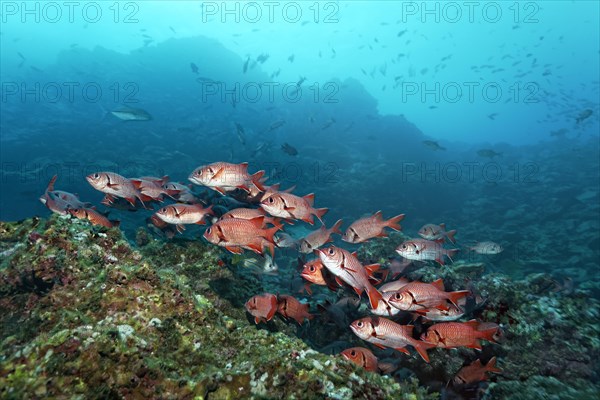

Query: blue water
[1,2,599,398]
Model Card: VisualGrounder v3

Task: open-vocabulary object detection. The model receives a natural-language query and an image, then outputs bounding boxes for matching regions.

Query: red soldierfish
[245,293,278,324]
[342,211,404,243]
[388,279,470,312]
[260,192,328,225]
[420,320,498,350]
[68,208,119,228]
[203,216,280,256]
[418,223,457,243]
[220,207,279,227]
[341,347,379,372]
[316,245,383,309]
[299,219,343,253]
[155,204,213,233]
[276,295,313,324]
[453,357,502,386]
[350,316,435,362]
[86,172,147,208]
[396,238,459,266]
[188,162,265,195]
[131,176,179,202]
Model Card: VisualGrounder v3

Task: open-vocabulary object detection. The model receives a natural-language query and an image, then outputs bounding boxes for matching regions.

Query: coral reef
[0,216,433,399]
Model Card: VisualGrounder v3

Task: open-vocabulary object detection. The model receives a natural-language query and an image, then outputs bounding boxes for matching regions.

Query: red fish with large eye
[276,295,313,324]
[155,204,213,233]
[245,293,278,324]
[453,356,501,386]
[317,245,383,309]
[342,211,404,243]
[188,162,265,195]
[260,192,328,225]
[86,171,148,208]
[341,347,379,372]
[421,320,499,350]
[203,216,280,256]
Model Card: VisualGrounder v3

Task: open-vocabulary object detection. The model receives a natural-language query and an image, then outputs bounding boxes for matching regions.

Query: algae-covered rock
[0,216,435,399]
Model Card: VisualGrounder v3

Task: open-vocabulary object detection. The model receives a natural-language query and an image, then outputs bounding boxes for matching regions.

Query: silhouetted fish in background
[108,107,153,121]
[190,62,199,74]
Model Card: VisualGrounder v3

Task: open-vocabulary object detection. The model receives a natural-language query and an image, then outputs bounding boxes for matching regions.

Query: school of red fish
[40,162,504,387]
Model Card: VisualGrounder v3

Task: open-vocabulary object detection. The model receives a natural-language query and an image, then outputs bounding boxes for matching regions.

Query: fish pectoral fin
[395,347,410,355]
[176,224,186,233]
[214,187,227,195]
[254,316,261,324]
[352,286,363,297]
[226,246,244,254]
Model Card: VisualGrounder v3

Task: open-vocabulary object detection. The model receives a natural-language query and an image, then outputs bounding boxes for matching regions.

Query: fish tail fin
[446,248,460,262]
[477,326,499,344]
[366,285,383,310]
[330,219,343,235]
[263,225,281,243]
[386,214,405,231]
[47,174,58,192]
[315,208,328,224]
[447,290,471,307]
[412,340,435,363]
[486,356,502,374]
[251,170,266,191]
[98,103,110,121]
[446,229,457,244]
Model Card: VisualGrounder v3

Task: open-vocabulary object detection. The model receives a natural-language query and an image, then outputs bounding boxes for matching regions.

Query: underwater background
[1,1,599,399]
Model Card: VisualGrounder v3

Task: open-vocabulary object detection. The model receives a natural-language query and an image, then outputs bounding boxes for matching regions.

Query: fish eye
[94,173,99,179]
[350,350,356,356]
[161,208,167,213]
[207,228,211,233]
[309,266,315,272]
[268,197,274,203]
[357,321,363,328]
[394,293,402,300]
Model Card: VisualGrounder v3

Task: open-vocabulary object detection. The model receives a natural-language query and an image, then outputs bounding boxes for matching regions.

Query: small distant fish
[321,118,336,130]
[169,26,176,34]
[190,62,199,74]
[468,241,503,254]
[109,107,152,121]
[576,109,593,124]
[550,128,569,137]
[256,53,270,64]
[288,54,295,63]
[418,223,457,243]
[235,122,246,145]
[296,76,307,87]
[266,120,286,133]
[396,238,458,266]
[40,175,91,215]
[453,357,502,386]
[243,57,250,73]
[477,149,502,158]
[488,113,498,120]
[423,140,446,151]
[245,293,278,324]
[281,142,298,156]
[274,232,299,249]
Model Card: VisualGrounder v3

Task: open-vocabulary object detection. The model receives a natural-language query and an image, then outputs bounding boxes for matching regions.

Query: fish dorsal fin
[47,175,58,192]
[431,279,445,291]
[364,264,380,276]
[465,319,479,329]
[351,251,358,257]
[303,193,315,206]
[240,162,249,172]
[373,210,383,221]
[439,223,446,230]
[248,216,265,228]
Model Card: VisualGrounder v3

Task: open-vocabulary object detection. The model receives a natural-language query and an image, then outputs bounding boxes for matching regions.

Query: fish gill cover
[0,1,599,399]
